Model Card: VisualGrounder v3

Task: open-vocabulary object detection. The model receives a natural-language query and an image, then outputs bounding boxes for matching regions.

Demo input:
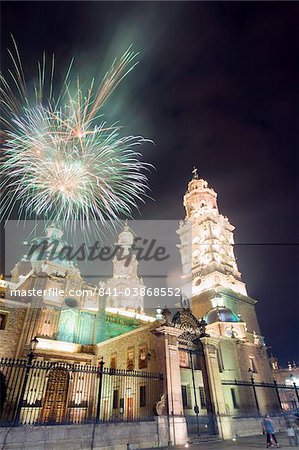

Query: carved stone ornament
[168,335,178,346]
[155,392,167,416]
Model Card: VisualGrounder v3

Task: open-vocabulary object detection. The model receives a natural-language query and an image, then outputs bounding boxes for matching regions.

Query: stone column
[201,337,231,439]
[155,325,188,446]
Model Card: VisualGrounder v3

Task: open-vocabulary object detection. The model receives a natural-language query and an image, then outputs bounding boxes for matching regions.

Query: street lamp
[14,336,39,424]
[248,368,260,416]
[28,336,39,361]
[96,357,105,421]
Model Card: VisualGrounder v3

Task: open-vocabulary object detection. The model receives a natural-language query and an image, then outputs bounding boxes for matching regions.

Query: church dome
[64,297,78,308]
[205,306,240,325]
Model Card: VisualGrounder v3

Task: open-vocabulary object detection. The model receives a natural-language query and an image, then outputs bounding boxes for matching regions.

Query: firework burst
[0,38,151,229]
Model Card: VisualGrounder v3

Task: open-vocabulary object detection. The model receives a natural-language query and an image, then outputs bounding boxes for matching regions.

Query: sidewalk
[162,433,298,449]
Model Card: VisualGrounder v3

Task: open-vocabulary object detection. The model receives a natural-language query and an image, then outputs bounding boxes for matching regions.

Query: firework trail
[0,38,151,230]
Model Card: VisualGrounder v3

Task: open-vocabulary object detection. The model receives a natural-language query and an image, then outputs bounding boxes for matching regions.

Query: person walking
[262,415,280,448]
[291,414,299,447]
[287,424,296,447]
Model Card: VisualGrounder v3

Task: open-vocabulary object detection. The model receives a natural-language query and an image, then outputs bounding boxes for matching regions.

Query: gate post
[155,325,187,446]
[292,382,299,405]
[273,380,283,411]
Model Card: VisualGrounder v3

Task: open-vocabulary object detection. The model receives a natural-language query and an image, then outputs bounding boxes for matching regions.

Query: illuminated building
[0,170,285,442]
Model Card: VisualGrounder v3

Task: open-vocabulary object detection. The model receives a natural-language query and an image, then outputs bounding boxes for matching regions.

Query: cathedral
[0,169,280,442]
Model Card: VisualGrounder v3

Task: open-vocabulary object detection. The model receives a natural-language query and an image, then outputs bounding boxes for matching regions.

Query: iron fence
[0,357,164,426]
[221,379,299,417]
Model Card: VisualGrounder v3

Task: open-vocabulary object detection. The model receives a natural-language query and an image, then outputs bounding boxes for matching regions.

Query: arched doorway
[40,365,69,423]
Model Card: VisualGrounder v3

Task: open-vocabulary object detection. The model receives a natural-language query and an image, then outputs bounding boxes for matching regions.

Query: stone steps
[187,435,221,444]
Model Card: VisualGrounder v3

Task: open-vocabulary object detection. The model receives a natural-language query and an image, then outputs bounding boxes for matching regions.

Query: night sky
[1,1,298,365]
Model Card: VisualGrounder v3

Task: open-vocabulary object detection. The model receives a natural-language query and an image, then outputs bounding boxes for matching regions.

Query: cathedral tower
[177,168,262,336]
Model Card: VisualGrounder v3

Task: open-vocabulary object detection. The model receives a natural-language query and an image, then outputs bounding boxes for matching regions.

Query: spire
[116,221,134,255]
[183,170,218,218]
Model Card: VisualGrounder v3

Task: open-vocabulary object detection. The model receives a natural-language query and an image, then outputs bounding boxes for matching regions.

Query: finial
[156,305,163,320]
[192,166,198,179]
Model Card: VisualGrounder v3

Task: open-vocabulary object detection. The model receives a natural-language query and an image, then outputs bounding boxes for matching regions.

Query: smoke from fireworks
[0,38,151,229]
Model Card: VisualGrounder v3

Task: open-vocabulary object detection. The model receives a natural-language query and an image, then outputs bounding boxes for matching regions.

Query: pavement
[159,433,298,450]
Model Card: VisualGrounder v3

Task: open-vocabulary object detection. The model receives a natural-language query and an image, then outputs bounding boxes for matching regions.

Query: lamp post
[290,374,299,407]
[248,368,260,416]
[14,336,39,425]
[189,351,200,436]
[96,357,105,421]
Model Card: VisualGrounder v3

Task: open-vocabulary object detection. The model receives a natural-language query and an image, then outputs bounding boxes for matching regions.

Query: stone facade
[0,299,28,358]
[96,323,161,373]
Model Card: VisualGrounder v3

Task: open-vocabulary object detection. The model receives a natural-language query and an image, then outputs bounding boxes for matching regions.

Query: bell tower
[104,222,145,312]
[177,168,261,335]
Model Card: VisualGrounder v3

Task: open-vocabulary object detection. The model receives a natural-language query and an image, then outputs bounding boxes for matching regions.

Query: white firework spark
[0,39,151,230]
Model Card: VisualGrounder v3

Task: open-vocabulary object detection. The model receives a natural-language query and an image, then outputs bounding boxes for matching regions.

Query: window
[138,346,148,369]
[199,387,207,408]
[231,388,239,409]
[140,385,146,407]
[179,351,190,368]
[216,348,224,373]
[249,357,258,373]
[181,385,190,408]
[192,355,201,370]
[110,354,117,370]
[0,312,8,330]
[113,389,119,409]
[127,347,135,371]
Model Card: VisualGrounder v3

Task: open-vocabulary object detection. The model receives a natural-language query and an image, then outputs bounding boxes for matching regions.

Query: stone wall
[0,419,169,450]
[219,415,286,439]
[0,299,28,358]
